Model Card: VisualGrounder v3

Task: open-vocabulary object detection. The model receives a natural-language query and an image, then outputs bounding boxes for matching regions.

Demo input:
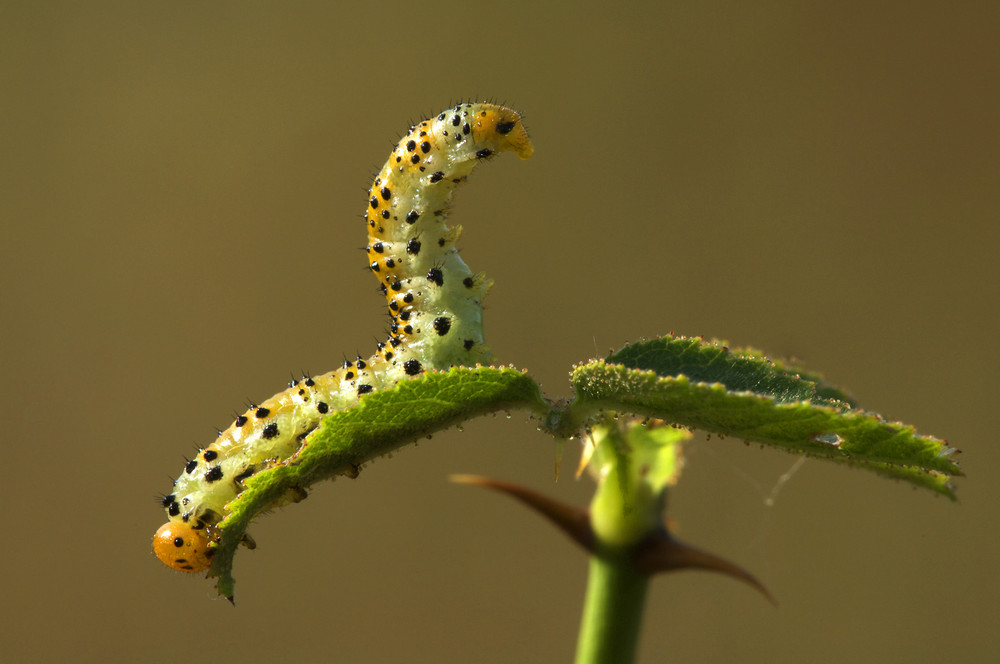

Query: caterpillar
[154,103,533,572]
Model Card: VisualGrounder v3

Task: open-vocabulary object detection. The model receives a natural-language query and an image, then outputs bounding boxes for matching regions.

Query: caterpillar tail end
[477,104,534,160]
[510,133,534,160]
[498,110,533,159]
[505,127,534,160]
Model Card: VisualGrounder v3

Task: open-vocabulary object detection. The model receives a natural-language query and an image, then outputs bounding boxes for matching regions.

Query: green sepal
[588,422,688,549]
[570,336,960,498]
[208,366,547,599]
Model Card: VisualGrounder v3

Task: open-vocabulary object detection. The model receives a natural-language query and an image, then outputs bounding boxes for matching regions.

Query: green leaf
[209,366,547,599]
[605,336,856,408]
[570,336,960,498]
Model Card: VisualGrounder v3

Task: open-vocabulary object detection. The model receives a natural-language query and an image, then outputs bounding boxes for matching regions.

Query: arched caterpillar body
[154,103,533,572]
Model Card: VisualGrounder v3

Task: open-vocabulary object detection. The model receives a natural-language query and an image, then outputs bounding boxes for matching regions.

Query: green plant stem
[574,549,650,664]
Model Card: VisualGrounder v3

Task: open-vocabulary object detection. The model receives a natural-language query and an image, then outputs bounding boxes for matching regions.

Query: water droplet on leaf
[812,432,843,447]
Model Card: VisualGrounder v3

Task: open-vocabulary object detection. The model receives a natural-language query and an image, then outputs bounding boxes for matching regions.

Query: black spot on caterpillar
[153,103,533,573]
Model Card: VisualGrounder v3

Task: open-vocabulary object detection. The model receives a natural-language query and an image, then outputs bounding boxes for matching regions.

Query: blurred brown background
[2,2,997,662]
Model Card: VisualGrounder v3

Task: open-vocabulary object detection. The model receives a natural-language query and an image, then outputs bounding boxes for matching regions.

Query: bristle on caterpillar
[154,103,532,573]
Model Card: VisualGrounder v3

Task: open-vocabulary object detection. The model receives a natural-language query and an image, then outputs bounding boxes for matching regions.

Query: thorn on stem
[451,474,776,605]
[450,474,594,551]
[634,530,777,605]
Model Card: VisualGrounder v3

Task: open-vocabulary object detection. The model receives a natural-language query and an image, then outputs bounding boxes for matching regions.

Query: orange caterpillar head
[153,521,213,572]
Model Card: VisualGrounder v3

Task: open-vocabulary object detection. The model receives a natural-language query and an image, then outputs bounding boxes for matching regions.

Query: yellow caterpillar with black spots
[154,103,533,572]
